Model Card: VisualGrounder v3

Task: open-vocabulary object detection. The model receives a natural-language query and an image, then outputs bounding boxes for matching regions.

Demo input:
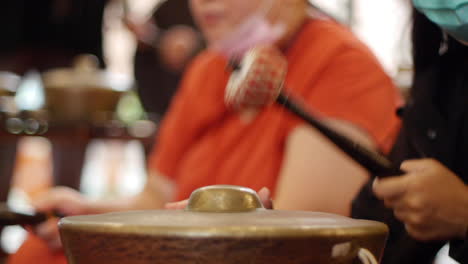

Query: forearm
[85,171,176,214]
[85,191,161,214]
[275,152,369,215]
[274,124,370,215]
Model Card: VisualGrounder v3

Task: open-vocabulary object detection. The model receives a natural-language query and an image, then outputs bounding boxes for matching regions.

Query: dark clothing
[134,47,182,121]
[134,0,201,121]
[352,52,468,263]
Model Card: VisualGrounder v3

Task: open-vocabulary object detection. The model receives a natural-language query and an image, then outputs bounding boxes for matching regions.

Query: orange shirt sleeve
[147,52,229,179]
[305,45,401,153]
[283,20,402,153]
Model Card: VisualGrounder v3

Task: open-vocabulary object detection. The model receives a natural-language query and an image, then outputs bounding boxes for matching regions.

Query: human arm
[273,121,373,215]
[373,158,468,241]
[165,119,374,215]
[31,169,176,250]
[165,118,373,217]
[164,120,377,216]
[270,31,400,214]
[29,50,219,251]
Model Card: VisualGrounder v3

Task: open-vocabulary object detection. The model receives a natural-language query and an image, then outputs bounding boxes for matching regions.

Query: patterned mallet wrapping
[225,45,288,110]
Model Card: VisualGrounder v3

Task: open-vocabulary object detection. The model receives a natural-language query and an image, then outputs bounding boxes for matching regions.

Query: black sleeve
[352,181,445,264]
[449,239,468,262]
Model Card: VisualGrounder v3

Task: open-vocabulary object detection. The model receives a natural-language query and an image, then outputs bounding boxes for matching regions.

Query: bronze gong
[59,185,388,264]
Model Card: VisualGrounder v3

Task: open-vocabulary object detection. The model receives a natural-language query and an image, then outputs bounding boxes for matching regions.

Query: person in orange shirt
[8,0,401,263]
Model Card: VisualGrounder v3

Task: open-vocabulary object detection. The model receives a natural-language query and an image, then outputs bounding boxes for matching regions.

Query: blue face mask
[413,0,468,42]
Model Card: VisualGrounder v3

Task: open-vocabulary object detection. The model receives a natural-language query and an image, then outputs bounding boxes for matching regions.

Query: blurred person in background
[8,0,401,263]
[351,1,468,263]
[125,0,204,122]
[124,0,204,158]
